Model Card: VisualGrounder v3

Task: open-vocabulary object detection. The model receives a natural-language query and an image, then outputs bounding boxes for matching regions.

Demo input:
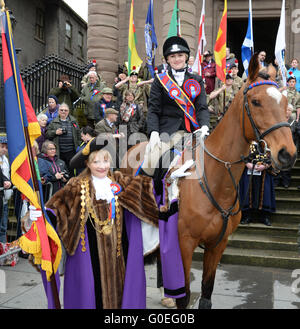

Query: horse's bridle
[242,79,291,146]
[194,78,291,250]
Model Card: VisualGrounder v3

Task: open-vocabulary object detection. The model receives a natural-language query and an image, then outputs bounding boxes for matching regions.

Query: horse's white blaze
[266,87,282,104]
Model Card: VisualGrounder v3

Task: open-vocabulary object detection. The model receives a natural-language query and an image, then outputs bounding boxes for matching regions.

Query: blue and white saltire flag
[275,0,286,86]
[241,0,253,77]
[144,0,158,78]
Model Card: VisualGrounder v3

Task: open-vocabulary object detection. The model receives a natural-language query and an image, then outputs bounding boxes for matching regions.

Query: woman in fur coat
[37,136,159,309]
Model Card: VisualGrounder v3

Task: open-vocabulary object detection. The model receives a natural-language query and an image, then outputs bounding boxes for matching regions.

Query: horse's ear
[247,53,260,83]
[267,64,277,81]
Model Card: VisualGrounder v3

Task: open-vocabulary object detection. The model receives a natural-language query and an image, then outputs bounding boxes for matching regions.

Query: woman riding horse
[142,35,210,178]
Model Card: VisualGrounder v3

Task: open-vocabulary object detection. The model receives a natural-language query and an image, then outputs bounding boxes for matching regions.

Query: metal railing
[20,54,88,114]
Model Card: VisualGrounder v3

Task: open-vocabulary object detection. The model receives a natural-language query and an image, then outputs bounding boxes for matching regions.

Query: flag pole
[177,0,180,36]
[23,127,61,310]
[2,4,61,309]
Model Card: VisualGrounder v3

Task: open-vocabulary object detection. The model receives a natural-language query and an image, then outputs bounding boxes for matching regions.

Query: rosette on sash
[157,72,200,132]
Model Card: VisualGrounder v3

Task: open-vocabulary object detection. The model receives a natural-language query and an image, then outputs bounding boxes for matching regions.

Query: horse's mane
[257,71,270,80]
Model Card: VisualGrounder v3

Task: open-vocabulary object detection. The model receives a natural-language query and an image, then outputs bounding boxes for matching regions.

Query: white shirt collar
[171,68,185,86]
[91,175,114,203]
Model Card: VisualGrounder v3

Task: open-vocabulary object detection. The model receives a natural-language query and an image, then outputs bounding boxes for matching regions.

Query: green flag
[167,0,179,37]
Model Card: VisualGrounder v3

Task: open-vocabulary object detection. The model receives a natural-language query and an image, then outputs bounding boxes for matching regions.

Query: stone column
[162,0,197,54]
[87,0,119,87]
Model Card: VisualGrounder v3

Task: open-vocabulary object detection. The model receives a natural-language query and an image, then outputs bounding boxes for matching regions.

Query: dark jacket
[37,153,69,195]
[45,106,59,124]
[0,168,9,216]
[119,102,144,136]
[48,86,80,111]
[95,119,118,136]
[201,59,216,94]
[45,115,81,157]
[94,98,118,124]
[36,126,47,152]
[81,82,105,120]
[147,68,210,137]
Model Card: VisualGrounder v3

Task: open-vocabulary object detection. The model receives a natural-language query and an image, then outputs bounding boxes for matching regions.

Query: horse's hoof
[176,291,190,309]
[198,297,212,309]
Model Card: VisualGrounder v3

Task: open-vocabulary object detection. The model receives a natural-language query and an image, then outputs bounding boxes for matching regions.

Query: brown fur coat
[45,171,159,256]
[45,171,158,308]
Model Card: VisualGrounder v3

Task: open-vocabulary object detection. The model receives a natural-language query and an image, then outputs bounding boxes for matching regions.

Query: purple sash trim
[159,176,186,298]
[122,209,146,309]
[158,206,186,298]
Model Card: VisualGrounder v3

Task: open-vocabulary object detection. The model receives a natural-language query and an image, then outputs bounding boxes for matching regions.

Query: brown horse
[120,54,297,309]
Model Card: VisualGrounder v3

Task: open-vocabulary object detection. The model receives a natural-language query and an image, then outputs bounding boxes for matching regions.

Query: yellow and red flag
[214,0,227,83]
[1,10,61,281]
[128,0,142,74]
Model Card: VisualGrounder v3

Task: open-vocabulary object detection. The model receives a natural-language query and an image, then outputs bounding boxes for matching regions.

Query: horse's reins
[194,77,291,250]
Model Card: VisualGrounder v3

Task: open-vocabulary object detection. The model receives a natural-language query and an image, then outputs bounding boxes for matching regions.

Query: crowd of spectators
[1,49,300,265]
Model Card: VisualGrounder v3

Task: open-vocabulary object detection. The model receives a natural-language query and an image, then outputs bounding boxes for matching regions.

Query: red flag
[214,0,227,83]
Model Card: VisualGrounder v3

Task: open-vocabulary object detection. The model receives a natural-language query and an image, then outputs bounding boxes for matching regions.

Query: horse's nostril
[277,148,296,169]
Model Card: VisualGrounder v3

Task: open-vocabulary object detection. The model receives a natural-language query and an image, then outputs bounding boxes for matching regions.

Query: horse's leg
[199,238,228,309]
[176,235,198,309]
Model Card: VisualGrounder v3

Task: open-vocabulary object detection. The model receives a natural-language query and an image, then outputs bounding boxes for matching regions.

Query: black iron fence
[20,54,88,114]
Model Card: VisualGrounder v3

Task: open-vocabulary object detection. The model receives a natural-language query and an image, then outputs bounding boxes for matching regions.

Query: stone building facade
[4,0,87,69]
[88,0,300,86]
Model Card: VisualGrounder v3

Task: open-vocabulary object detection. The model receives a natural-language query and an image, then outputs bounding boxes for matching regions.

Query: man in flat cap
[95,108,124,140]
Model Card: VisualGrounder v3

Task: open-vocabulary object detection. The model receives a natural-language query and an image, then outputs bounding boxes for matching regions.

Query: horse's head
[241,53,297,171]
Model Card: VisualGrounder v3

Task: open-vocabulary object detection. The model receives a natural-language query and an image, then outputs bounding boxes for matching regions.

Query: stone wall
[87,0,299,86]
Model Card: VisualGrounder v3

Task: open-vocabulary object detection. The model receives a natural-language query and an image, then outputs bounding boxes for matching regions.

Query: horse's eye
[251,99,261,107]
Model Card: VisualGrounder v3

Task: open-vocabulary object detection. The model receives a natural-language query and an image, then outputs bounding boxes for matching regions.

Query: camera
[61,171,69,179]
[61,127,67,134]
[62,82,68,88]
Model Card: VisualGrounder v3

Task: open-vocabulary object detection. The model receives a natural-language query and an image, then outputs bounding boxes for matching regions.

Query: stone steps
[228,230,298,252]
[193,150,300,269]
[193,245,300,269]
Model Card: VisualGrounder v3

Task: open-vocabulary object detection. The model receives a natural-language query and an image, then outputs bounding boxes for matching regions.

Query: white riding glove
[146,131,161,153]
[195,125,209,139]
[170,160,194,180]
[29,205,42,221]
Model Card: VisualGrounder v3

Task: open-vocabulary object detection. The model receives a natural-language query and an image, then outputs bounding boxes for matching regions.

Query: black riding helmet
[163,36,190,62]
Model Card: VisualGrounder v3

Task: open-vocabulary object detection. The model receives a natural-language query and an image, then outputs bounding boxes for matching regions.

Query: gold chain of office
[79,178,122,257]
